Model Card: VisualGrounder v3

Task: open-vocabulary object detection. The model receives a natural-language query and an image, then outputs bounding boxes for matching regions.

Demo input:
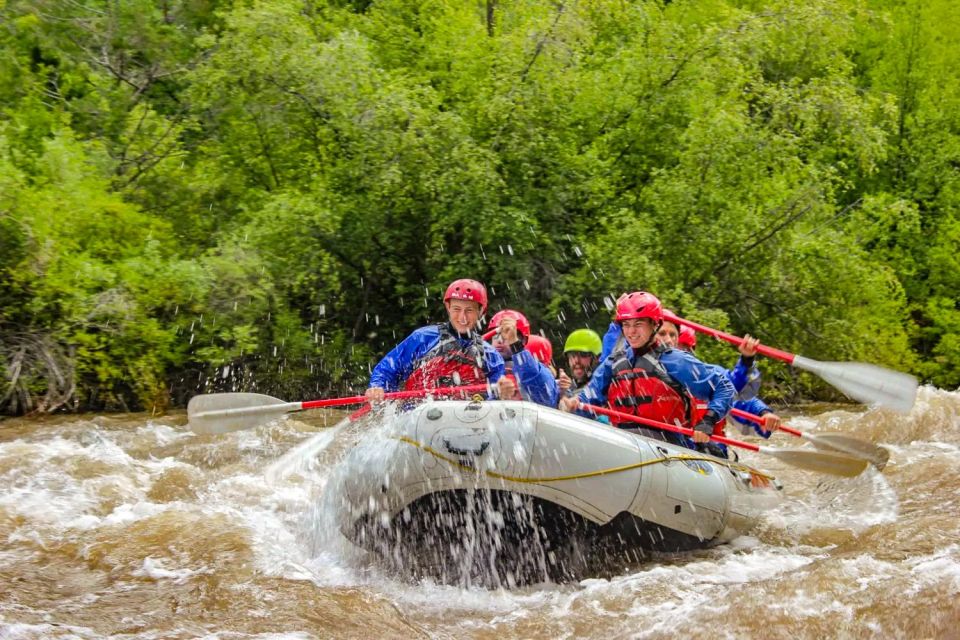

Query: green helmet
[563,329,602,356]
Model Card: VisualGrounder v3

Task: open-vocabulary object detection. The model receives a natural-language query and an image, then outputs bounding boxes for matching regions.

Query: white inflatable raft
[326,398,782,586]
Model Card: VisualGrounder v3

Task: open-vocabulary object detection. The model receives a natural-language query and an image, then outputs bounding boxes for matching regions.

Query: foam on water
[903,544,960,596]
[336,543,830,639]
[182,413,392,583]
[0,622,317,640]
[0,620,99,640]
[131,556,213,583]
[0,431,180,532]
[761,464,899,536]
[195,634,315,640]
[3,390,959,638]
[888,439,960,466]
[836,554,899,588]
[137,421,194,446]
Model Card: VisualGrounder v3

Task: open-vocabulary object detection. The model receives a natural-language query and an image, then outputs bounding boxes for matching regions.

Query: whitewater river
[1,387,958,639]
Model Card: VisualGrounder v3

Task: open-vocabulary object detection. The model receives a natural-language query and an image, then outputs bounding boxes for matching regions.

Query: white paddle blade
[187,392,297,434]
[803,432,890,470]
[764,447,869,477]
[792,356,918,413]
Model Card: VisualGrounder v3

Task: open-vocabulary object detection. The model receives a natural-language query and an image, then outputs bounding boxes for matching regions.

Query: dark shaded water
[1,387,958,639]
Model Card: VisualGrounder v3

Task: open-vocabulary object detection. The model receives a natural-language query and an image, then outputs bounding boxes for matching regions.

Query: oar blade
[187,392,290,435]
[804,432,890,470]
[793,356,918,413]
[766,447,870,477]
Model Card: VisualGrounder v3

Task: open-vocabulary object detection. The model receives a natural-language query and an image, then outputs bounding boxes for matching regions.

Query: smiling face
[445,300,482,334]
[657,321,680,348]
[621,318,657,350]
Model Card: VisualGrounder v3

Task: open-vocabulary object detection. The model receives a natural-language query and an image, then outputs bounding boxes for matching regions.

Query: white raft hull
[327,399,782,586]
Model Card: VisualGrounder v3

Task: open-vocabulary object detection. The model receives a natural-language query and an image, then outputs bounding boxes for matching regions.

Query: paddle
[579,402,869,477]
[188,384,489,434]
[728,407,890,470]
[661,312,918,413]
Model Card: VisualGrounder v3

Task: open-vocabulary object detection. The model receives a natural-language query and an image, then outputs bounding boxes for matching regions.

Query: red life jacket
[606,346,692,429]
[404,324,488,392]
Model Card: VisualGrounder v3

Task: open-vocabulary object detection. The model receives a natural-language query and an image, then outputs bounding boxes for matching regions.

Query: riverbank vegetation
[2,0,957,413]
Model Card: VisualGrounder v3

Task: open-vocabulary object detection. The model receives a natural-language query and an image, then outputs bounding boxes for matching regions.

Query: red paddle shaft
[662,312,796,363]
[579,402,763,453]
[300,384,489,410]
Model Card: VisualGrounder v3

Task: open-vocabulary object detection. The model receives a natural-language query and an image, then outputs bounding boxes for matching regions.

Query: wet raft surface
[1,386,959,639]
[334,401,777,589]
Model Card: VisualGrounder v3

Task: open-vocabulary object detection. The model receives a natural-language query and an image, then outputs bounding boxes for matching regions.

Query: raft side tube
[330,400,781,561]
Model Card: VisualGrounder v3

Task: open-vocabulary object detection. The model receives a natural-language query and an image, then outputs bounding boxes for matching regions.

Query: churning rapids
[1,386,958,639]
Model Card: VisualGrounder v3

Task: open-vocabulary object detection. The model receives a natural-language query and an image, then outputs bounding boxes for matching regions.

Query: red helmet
[614,291,663,324]
[677,325,697,350]
[525,335,554,365]
[444,279,488,313]
[483,309,531,341]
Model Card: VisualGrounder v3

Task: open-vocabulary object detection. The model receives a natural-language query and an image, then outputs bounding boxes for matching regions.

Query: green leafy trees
[1,0,957,414]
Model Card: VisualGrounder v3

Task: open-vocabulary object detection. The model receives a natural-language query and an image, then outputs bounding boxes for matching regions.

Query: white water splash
[262,417,350,484]
[131,556,212,583]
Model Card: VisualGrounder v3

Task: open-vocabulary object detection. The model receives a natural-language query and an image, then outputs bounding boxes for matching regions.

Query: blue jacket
[701,395,776,458]
[602,322,761,399]
[505,348,560,407]
[731,396,775,439]
[575,345,735,420]
[728,356,761,400]
[369,324,505,391]
[599,321,621,363]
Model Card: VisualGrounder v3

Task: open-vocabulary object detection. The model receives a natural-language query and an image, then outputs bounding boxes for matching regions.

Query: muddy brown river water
[1,387,958,639]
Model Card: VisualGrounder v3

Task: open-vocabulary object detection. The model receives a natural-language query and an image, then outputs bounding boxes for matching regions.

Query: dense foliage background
[1,0,957,414]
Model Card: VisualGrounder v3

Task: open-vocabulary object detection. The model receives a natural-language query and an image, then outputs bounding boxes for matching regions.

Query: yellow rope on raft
[394,436,775,483]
